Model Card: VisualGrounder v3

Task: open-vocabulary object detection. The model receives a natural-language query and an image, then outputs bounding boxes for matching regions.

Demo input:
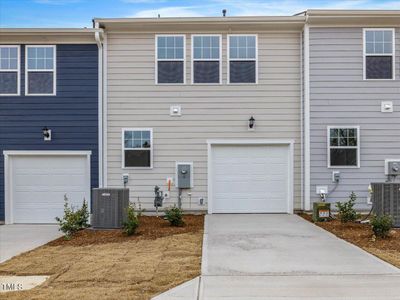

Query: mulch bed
[299,213,400,250]
[48,214,204,247]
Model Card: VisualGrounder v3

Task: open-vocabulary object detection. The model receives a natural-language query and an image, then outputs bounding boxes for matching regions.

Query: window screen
[26,46,56,95]
[228,35,257,83]
[192,35,220,83]
[157,36,185,84]
[123,129,152,168]
[0,46,19,95]
[364,29,394,79]
[328,127,359,167]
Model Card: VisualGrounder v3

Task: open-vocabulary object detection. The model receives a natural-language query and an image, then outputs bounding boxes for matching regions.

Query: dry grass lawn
[0,215,204,300]
[299,213,400,268]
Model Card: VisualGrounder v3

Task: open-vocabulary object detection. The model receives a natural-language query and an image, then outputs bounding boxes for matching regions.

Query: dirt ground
[299,213,400,268]
[0,215,204,300]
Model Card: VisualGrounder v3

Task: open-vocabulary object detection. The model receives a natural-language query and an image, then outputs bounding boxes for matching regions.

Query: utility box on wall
[92,188,129,229]
[176,162,193,189]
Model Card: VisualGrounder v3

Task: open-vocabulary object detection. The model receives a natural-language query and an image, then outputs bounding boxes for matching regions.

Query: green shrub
[55,195,90,239]
[164,206,184,227]
[336,192,358,223]
[123,203,140,236]
[371,214,393,238]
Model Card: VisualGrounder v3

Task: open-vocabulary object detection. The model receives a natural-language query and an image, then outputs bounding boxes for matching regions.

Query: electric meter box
[176,162,193,189]
[388,161,400,176]
[312,202,331,222]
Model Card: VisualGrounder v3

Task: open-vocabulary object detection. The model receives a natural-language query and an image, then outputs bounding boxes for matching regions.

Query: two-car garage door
[5,152,91,224]
[210,144,292,214]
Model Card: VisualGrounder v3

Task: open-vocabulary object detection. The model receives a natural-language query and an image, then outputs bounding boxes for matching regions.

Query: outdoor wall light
[248,116,255,130]
[42,127,52,141]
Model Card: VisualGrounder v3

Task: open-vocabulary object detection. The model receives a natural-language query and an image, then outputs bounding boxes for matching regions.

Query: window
[123,129,153,168]
[228,35,257,83]
[0,45,20,96]
[156,35,185,84]
[26,45,56,95]
[192,35,221,84]
[328,127,360,168]
[364,29,394,80]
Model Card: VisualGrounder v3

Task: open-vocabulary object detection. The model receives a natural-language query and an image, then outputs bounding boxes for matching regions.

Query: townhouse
[1,10,400,223]
[0,29,102,224]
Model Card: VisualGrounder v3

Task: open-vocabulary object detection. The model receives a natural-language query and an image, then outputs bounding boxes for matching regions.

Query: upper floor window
[192,35,221,84]
[0,45,20,96]
[228,35,257,84]
[123,128,153,168]
[26,45,56,95]
[364,29,394,80]
[156,35,185,84]
[328,126,360,168]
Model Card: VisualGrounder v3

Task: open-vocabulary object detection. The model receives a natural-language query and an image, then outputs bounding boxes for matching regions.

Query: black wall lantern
[42,126,52,141]
[248,116,255,130]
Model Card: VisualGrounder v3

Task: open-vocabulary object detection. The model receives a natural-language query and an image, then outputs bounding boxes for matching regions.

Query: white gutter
[303,16,311,211]
[300,31,304,211]
[94,23,104,188]
[103,32,108,187]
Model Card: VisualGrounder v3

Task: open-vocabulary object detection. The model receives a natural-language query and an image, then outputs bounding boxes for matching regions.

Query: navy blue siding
[0,44,99,221]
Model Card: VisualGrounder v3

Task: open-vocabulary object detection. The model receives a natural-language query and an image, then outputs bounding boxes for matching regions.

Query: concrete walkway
[0,225,61,263]
[153,214,400,300]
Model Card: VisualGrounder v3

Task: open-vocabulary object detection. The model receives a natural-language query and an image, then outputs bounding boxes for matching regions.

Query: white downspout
[95,23,104,187]
[303,17,311,211]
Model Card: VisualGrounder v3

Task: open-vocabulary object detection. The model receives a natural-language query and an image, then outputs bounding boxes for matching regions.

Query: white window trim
[227,34,258,84]
[362,28,395,81]
[121,128,153,169]
[0,45,20,96]
[327,126,360,169]
[191,34,222,85]
[155,34,186,85]
[25,45,57,96]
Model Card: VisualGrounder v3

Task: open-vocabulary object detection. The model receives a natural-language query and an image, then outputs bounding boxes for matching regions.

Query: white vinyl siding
[106,32,301,210]
[0,45,20,96]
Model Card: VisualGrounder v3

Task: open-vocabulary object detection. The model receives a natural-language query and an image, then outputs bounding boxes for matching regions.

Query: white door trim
[3,150,91,224]
[207,139,294,215]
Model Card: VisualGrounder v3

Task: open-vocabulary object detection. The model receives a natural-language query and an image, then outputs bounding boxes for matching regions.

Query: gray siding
[106,31,302,210]
[309,27,400,209]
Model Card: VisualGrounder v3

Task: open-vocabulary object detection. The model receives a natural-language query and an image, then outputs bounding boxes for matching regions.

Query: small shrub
[164,206,184,227]
[123,203,140,236]
[336,192,358,223]
[371,214,393,238]
[55,195,90,239]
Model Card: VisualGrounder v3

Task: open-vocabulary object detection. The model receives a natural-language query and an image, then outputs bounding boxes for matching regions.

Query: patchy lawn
[299,213,400,268]
[0,215,204,300]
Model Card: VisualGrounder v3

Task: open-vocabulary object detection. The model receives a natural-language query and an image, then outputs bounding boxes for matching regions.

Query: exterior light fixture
[248,116,255,130]
[42,127,52,141]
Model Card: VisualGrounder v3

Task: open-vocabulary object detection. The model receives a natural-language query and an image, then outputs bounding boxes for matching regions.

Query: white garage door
[210,144,291,213]
[8,153,90,224]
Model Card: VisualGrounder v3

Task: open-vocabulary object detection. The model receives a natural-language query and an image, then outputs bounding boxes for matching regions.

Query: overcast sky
[1,0,400,28]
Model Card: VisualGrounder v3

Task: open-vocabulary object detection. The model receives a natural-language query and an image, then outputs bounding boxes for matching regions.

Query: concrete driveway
[0,225,61,263]
[154,214,400,300]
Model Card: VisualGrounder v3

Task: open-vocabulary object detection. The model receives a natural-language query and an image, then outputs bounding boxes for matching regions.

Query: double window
[328,126,360,168]
[192,35,221,84]
[0,46,20,95]
[156,35,185,84]
[228,35,257,83]
[123,129,153,168]
[364,29,394,80]
[26,45,56,95]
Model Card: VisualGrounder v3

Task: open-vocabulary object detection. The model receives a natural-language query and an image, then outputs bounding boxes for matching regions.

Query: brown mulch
[299,213,400,268]
[48,214,204,246]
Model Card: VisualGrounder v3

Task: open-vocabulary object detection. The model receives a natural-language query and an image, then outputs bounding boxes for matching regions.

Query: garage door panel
[211,144,290,213]
[10,154,90,224]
